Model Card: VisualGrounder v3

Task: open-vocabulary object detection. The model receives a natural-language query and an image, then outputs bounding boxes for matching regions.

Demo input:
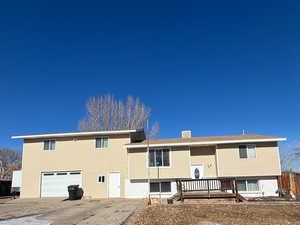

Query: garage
[41,171,82,197]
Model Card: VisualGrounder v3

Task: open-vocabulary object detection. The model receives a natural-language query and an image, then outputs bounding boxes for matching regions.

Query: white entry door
[190,164,203,179]
[109,172,120,198]
[41,171,82,197]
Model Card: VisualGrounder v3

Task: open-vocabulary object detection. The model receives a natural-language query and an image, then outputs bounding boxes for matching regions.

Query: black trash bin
[68,185,83,200]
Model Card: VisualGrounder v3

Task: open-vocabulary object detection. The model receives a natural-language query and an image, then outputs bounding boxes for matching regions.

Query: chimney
[181,130,192,138]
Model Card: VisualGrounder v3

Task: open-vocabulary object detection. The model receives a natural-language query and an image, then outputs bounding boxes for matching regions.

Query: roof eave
[11,129,141,139]
[126,138,287,149]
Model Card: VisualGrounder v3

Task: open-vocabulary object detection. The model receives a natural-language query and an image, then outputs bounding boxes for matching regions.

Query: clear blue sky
[0,1,299,153]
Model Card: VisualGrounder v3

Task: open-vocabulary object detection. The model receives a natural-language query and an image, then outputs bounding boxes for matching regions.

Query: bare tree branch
[280,140,300,172]
[78,94,158,134]
[0,148,22,180]
[148,121,160,139]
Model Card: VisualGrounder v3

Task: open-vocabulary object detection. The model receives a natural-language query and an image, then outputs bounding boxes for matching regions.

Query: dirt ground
[128,203,300,225]
[0,197,13,204]
[0,198,141,225]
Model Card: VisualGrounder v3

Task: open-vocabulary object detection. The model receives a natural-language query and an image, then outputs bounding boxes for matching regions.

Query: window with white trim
[96,137,108,149]
[149,149,170,167]
[236,179,259,192]
[150,182,171,193]
[44,140,55,150]
[239,144,256,159]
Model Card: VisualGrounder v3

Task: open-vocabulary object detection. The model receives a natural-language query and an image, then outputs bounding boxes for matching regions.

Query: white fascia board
[11,129,140,139]
[126,138,287,149]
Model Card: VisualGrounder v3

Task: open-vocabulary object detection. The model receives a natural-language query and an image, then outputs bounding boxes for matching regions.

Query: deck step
[236,193,247,202]
[167,193,181,204]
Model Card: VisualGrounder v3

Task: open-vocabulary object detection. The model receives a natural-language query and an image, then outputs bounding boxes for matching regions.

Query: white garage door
[41,171,82,197]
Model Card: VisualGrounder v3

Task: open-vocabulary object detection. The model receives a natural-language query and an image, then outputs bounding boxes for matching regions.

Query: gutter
[126,138,287,149]
[11,129,141,139]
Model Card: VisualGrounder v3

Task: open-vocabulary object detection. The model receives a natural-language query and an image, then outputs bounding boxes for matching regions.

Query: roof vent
[181,130,191,138]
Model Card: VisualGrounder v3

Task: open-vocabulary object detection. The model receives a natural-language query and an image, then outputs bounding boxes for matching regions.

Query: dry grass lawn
[131,203,300,225]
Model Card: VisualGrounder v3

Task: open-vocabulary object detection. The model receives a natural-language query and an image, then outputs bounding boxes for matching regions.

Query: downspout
[147,121,151,205]
[215,145,220,177]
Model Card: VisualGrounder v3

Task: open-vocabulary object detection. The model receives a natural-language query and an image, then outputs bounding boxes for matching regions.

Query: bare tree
[0,148,22,180]
[281,151,298,172]
[78,94,159,137]
[280,140,300,172]
[148,121,160,139]
[294,142,300,158]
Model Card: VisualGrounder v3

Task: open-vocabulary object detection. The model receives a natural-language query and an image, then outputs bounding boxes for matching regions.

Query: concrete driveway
[0,198,141,225]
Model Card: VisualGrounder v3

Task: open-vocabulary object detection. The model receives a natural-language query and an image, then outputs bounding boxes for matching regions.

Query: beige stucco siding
[21,134,130,198]
[21,130,282,199]
[128,146,191,179]
[190,146,217,177]
[216,142,281,177]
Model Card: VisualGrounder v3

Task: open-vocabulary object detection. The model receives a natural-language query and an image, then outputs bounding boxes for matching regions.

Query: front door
[109,172,120,198]
[190,164,203,179]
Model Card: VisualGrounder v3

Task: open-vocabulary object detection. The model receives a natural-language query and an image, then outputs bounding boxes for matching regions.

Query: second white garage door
[41,171,82,197]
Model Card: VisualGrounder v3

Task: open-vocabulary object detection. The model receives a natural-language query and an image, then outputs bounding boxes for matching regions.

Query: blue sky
[0,1,299,154]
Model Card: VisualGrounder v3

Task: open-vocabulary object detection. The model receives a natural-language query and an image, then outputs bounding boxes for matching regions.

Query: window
[150,183,160,192]
[247,180,259,191]
[239,145,256,159]
[239,145,247,158]
[44,140,55,150]
[150,182,171,193]
[149,149,170,167]
[96,137,108,148]
[237,180,259,192]
[236,180,247,191]
[98,176,105,183]
[161,182,171,192]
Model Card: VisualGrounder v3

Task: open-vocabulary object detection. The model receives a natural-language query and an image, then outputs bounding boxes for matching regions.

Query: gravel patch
[131,203,300,225]
[196,223,222,225]
[0,216,50,225]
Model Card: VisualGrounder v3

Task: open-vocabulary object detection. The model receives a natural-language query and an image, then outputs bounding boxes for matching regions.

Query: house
[12,129,286,199]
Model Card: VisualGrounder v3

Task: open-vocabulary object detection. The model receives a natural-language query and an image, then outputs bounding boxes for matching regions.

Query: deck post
[233,178,239,201]
[177,180,183,202]
[181,181,184,202]
[232,179,235,194]
[207,180,210,198]
[234,179,238,195]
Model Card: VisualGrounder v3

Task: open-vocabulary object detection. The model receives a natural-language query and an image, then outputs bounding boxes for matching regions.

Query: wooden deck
[182,191,237,199]
[168,178,246,204]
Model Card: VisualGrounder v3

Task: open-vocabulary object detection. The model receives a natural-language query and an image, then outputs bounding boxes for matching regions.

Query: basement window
[237,179,259,192]
[150,182,171,193]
